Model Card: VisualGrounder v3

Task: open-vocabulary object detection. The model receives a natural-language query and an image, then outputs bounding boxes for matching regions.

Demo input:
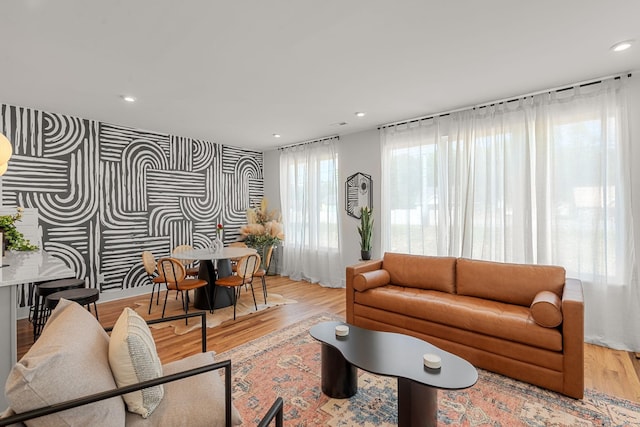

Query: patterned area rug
[133,291,296,334]
[218,313,640,426]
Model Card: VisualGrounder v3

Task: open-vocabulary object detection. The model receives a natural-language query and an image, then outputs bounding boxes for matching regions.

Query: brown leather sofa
[346,252,584,399]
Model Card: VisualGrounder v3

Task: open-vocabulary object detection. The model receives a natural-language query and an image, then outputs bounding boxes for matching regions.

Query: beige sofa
[346,253,584,399]
[1,299,282,427]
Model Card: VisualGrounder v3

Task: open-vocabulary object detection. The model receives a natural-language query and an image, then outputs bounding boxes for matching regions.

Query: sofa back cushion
[456,258,565,306]
[383,252,457,293]
[125,352,243,427]
[5,298,125,427]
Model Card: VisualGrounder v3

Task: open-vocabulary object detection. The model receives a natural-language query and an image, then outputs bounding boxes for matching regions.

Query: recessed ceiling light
[355,112,366,117]
[121,95,136,103]
[610,40,634,52]
[272,133,281,138]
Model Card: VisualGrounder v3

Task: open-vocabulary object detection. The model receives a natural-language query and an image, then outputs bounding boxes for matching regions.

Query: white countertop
[0,250,76,287]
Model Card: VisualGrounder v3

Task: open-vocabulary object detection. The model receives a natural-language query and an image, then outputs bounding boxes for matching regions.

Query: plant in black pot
[358,206,373,260]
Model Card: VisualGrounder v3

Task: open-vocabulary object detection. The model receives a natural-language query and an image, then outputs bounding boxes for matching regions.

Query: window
[381,79,633,284]
[279,138,343,287]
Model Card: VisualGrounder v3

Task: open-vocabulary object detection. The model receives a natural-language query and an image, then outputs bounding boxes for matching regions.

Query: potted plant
[358,206,373,260]
[0,207,38,253]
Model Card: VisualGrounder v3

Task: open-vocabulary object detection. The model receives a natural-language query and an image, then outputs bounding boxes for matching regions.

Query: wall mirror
[345,172,372,219]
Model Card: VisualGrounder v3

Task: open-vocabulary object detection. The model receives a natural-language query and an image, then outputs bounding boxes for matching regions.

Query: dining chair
[172,244,200,278]
[158,257,212,325]
[214,253,260,320]
[142,251,165,314]
[228,242,248,274]
[253,245,275,304]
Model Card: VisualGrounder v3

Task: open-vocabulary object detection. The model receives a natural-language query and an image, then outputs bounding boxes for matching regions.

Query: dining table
[0,250,76,410]
[171,246,257,310]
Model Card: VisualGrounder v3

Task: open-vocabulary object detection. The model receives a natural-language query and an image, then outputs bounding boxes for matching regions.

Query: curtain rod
[379,72,633,129]
[277,135,339,151]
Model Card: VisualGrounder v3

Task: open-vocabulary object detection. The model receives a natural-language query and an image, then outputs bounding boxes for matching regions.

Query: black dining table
[172,246,257,309]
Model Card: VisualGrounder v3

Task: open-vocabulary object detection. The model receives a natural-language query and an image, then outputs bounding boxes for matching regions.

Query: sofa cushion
[530,291,563,328]
[109,307,164,418]
[125,352,242,427]
[5,298,125,427]
[353,269,391,292]
[354,286,563,351]
[456,258,565,306]
[383,252,457,293]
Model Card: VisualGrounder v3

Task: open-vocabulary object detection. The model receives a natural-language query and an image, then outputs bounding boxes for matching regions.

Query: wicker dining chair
[158,257,212,325]
[214,253,260,320]
[142,251,165,315]
[252,246,275,304]
[172,244,200,278]
[228,242,248,274]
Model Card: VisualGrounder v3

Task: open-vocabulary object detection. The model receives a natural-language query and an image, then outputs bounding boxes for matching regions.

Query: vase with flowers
[0,207,39,253]
[210,222,224,253]
[240,198,284,270]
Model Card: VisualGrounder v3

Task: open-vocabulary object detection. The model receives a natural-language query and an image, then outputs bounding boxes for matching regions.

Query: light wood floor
[16,275,640,403]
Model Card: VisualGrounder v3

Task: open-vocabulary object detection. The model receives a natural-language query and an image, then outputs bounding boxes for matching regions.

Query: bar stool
[32,278,86,340]
[45,288,100,320]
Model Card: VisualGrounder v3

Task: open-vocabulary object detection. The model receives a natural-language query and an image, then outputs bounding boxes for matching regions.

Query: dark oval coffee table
[310,321,478,427]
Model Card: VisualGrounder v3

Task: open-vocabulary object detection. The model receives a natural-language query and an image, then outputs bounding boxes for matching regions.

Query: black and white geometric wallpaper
[0,103,264,292]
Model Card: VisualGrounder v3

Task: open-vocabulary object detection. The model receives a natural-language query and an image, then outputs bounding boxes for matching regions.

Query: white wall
[337,129,382,268]
[263,149,281,214]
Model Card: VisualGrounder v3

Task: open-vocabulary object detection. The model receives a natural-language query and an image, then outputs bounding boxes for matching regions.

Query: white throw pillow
[109,307,164,418]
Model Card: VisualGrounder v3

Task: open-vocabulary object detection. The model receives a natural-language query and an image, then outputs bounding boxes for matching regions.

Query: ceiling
[1,1,639,151]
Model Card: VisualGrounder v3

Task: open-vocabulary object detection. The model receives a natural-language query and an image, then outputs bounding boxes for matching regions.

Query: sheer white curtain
[279,138,344,287]
[381,76,639,350]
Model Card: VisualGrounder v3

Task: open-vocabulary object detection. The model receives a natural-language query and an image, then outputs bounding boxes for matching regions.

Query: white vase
[210,234,223,253]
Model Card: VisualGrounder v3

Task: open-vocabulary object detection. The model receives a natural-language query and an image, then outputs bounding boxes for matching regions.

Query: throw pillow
[108,307,164,418]
[530,290,563,328]
[353,269,391,292]
[5,298,125,427]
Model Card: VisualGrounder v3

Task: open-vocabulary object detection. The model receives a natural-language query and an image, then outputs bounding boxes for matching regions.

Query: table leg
[397,377,437,427]
[193,260,233,310]
[320,344,357,398]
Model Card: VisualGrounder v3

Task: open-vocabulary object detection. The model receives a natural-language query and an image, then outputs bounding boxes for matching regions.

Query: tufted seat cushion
[125,352,243,427]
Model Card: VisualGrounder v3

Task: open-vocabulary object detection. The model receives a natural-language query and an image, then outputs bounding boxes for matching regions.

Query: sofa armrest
[561,278,584,399]
[257,397,284,427]
[346,259,383,323]
[0,360,234,427]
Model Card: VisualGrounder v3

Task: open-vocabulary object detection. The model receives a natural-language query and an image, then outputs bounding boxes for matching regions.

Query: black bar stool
[45,288,100,320]
[32,278,85,340]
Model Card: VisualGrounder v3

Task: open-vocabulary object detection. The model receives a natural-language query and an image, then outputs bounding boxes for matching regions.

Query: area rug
[133,291,297,334]
[218,313,640,426]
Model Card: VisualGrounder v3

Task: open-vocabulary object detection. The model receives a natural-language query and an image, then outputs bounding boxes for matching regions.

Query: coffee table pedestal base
[320,344,437,426]
[398,377,437,427]
[320,344,357,398]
